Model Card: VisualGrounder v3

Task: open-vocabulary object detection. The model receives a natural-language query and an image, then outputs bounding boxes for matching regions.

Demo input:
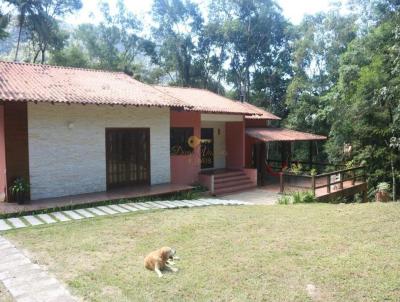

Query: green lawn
[4,203,400,302]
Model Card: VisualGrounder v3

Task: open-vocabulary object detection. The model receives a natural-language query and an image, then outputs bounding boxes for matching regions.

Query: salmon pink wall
[226,122,245,169]
[245,119,268,128]
[170,111,201,185]
[0,105,6,202]
[244,119,268,167]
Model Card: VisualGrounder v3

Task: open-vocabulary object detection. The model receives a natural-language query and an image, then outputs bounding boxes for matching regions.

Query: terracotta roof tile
[154,86,260,115]
[241,102,281,120]
[0,61,187,108]
[246,128,327,142]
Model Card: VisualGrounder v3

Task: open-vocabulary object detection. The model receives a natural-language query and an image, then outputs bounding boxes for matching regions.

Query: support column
[259,142,266,186]
[309,141,313,170]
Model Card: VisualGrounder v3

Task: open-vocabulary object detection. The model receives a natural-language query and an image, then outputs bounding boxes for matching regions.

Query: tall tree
[62,0,145,72]
[5,0,82,62]
[326,10,400,197]
[0,10,10,40]
[207,0,292,113]
[150,0,204,87]
[285,7,357,135]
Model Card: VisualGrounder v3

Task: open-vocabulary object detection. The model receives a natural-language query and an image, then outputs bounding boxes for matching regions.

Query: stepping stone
[139,202,158,209]
[63,211,84,220]
[7,218,26,229]
[159,201,179,208]
[205,199,225,205]
[75,209,95,218]
[181,200,200,207]
[167,201,186,207]
[108,204,129,213]
[118,204,139,212]
[86,208,108,216]
[153,201,175,208]
[23,216,43,226]
[135,203,153,209]
[0,219,11,231]
[37,214,57,224]
[189,200,208,206]
[97,206,118,215]
[52,212,71,222]
[175,200,193,207]
[128,203,150,210]
[178,201,196,208]
[192,199,211,205]
[145,202,167,209]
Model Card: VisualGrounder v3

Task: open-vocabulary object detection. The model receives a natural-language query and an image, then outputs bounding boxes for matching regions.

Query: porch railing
[278,165,366,195]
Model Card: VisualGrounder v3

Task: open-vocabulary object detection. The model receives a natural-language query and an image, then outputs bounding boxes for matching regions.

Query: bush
[278,191,317,205]
[278,195,291,205]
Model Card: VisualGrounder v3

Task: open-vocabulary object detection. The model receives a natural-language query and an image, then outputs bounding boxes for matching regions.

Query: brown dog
[144,247,179,277]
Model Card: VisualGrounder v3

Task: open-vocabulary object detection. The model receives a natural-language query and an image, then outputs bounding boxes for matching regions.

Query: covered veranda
[245,127,367,201]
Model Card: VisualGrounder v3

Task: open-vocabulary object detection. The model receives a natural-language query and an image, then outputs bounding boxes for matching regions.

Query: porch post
[309,141,313,170]
[260,142,266,186]
[287,142,292,167]
[281,142,286,167]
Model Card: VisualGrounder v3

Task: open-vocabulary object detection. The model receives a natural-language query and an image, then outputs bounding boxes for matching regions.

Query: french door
[106,128,150,189]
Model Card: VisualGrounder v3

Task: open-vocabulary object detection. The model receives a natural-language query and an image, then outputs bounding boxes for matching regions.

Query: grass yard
[4,203,400,302]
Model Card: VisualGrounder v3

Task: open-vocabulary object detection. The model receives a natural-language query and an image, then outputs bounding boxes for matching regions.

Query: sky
[66,0,345,26]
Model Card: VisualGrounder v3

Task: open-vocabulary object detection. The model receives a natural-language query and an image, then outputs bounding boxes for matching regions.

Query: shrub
[290,163,303,175]
[282,191,317,204]
[278,195,292,205]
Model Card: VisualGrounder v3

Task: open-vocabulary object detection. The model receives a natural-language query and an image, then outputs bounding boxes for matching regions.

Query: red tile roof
[154,86,260,115]
[246,128,327,142]
[0,61,187,108]
[241,102,281,120]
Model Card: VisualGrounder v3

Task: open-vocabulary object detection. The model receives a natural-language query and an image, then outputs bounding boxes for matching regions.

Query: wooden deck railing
[278,165,366,196]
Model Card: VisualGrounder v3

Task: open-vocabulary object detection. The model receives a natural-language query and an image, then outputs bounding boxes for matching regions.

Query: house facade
[0,61,334,203]
[0,62,261,202]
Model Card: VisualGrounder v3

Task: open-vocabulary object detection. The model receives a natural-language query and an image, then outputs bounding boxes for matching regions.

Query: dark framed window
[170,127,194,155]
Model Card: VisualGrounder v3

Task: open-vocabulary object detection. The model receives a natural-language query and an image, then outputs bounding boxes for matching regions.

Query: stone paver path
[0,236,77,302]
[0,198,251,231]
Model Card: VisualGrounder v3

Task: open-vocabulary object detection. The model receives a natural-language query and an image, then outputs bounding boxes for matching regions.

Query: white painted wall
[28,103,170,200]
[201,121,226,170]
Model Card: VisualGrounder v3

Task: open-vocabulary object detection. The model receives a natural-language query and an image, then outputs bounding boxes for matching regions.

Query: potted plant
[375,182,390,202]
[9,177,30,204]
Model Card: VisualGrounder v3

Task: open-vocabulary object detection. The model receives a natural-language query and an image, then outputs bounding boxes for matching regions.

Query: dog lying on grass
[144,247,180,277]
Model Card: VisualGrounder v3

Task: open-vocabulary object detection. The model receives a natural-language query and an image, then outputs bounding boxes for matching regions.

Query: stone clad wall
[28,103,170,200]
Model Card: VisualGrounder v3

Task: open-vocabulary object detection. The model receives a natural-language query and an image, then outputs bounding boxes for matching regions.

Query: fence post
[311,175,316,195]
[327,175,331,193]
[211,175,215,195]
[339,172,344,190]
[279,172,284,193]
[352,169,356,185]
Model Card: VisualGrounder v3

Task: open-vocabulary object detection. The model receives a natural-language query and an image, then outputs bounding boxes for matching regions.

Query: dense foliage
[0,0,399,198]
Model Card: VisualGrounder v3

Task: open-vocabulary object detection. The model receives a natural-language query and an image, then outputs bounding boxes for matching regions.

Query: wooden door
[106,128,150,189]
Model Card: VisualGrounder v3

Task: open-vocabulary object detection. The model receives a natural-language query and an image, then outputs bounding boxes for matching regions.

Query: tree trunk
[14,16,24,62]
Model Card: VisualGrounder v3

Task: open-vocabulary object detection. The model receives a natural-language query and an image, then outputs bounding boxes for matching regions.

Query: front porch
[0,183,193,216]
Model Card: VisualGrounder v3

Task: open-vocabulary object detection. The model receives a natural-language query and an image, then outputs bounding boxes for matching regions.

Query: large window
[170,127,194,155]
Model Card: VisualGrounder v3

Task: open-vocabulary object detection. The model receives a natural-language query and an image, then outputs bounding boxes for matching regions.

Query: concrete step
[213,183,257,196]
[214,174,250,184]
[214,179,254,190]
[213,171,245,180]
